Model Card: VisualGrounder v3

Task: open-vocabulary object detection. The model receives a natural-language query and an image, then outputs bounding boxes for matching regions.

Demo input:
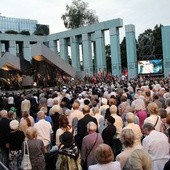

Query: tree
[34,24,49,36]
[137,25,163,60]
[105,44,111,72]
[61,0,99,29]
[120,37,127,69]
[5,30,18,34]
[20,30,30,35]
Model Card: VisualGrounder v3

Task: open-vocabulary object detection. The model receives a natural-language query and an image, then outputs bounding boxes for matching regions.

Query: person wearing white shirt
[34,111,53,152]
[142,123,169,170]
[68,102,84,136]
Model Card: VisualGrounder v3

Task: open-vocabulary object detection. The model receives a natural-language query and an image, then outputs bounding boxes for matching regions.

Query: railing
[0,161,9,170]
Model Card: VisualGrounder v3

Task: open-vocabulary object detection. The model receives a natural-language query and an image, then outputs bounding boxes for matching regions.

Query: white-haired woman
[25,127,45,170]
[6,120,25,170]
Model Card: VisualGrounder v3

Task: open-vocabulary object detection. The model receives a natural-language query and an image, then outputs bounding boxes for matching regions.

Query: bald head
[0,110,8,118]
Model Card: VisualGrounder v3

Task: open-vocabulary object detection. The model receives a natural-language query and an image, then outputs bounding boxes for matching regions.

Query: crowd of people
[0,76,170,170]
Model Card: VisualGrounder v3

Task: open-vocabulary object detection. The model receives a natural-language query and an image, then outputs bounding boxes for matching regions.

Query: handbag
[21,141,32,170]
[81,134,98,170]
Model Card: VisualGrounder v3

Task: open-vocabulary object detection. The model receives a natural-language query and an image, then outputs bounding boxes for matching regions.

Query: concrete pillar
[162,26,170,78]
[95,30,106,73]
[59,39,69,63]
[9,40,16,56]
[109,27,122,76]
[70,36,81,71]
[49,40,58,53]
[82,33,93,76]
[125,24,138,79]
[23,41,31,61]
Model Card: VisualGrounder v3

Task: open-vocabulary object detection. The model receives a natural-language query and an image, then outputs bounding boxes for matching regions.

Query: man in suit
[77,105,98,149]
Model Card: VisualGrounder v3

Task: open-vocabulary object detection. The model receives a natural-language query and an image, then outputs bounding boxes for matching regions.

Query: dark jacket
[102,124,116,148]
[0,118,11,149]
[77,114,98,149]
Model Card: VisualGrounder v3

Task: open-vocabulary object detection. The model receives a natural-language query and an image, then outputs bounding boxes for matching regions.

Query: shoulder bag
[81,133,98,170]
[154,116,159,127]
[20,141,32,170]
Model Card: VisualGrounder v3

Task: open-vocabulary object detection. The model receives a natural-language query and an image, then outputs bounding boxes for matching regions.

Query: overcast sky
[1,0,170,40]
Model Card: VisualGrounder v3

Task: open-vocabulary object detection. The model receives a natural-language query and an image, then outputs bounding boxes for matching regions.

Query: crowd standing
[0,76,170,170]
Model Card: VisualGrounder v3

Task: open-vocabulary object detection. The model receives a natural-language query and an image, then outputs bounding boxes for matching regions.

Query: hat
[107,116,115,124]
[59,131,73,146]
[10,120,19,130]
[10,107,17,112]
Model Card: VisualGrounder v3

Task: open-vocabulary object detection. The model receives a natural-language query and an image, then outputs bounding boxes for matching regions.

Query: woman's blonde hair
[94,144,114,164]
[26,127,37,139]
[147,102,158,115]
[120,129,135,147]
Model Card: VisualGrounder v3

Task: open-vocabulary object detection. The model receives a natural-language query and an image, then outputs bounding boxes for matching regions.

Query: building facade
[0,15,38,34]
[0,16,170,79]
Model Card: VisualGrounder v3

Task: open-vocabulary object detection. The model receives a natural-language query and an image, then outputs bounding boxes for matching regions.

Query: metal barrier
[0,161,9,170]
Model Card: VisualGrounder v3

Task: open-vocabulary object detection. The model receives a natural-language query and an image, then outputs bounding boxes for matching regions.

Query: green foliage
[5,30,18,34]
[137,24,163,60]
[19,30,30,35]
[34,24,49,36]
[120,37,127,69]
[105,44,111,72]
[61,0,99,29]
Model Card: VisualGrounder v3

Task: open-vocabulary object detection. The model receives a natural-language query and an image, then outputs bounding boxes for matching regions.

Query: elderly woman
[144,102,162,131]
[123,112,143,147]
[128,149,152,170]
[116,129,142,169]
[89,144,121,170]
[25,127,45,170]
[6,120,25,170]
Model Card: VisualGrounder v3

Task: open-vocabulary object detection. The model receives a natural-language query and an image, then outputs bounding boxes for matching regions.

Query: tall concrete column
[95,30,106,73]
[49,40,58,53]
[70,36,80,71]
[162,26,170,78]
[59,38,69,63]
[9,40,16,56]
[82,33,93,76]
[109,27,122,76]
[125,24,138,79]
[23,41,31,61]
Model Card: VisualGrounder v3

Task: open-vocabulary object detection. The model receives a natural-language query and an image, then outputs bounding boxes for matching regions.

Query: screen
[138,59,163,74]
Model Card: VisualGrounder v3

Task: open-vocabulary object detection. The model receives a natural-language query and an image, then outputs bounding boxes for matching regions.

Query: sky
[0,0,170,41]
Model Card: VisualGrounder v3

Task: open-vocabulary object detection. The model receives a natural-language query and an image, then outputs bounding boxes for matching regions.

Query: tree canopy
[137,24,163,60]
[61,0,99,29]
[34,24,49,36]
